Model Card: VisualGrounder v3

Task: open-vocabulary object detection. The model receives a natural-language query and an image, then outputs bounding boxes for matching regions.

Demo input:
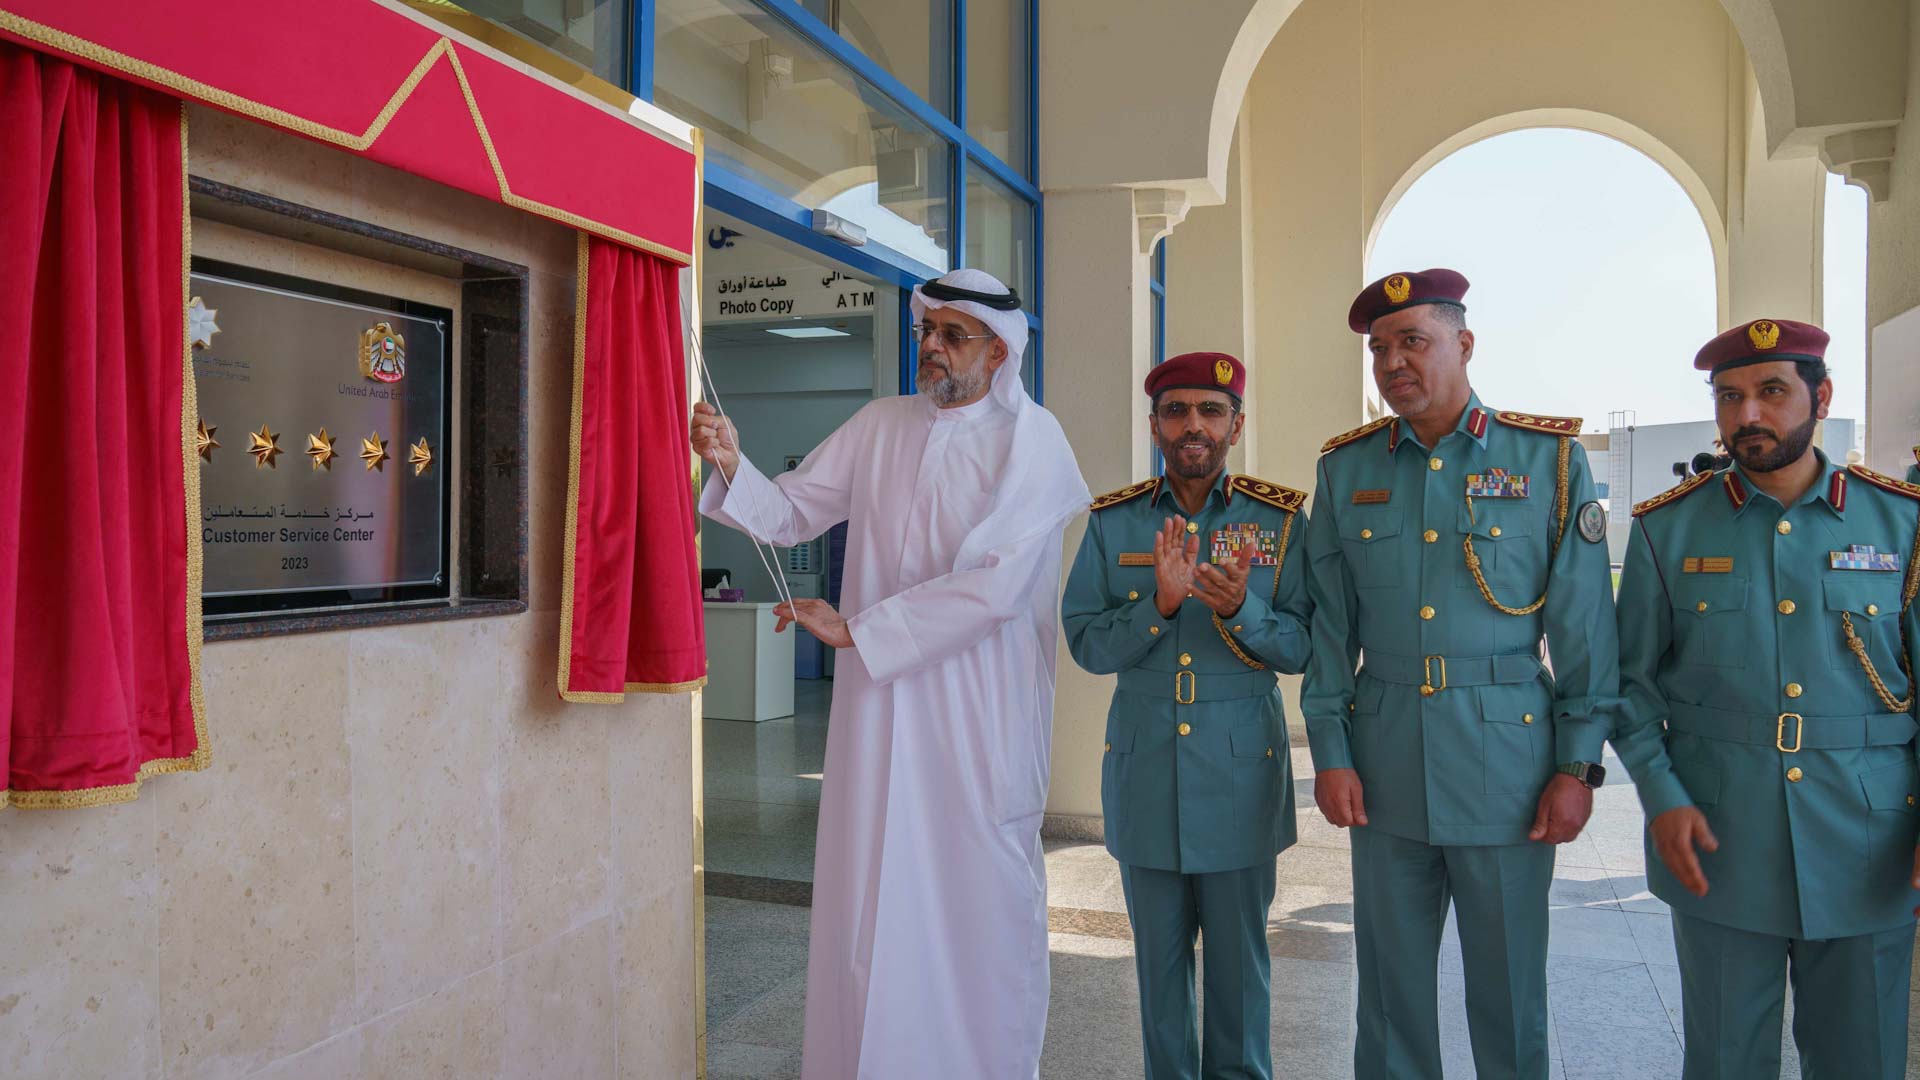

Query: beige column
[1043,186,1154,823]
[1728,79,1828,326]
[1168,113,1259,475]
[1865,2,1920,473]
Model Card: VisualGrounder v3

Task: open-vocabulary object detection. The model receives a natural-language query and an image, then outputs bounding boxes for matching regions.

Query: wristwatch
[1557,761,1606,789]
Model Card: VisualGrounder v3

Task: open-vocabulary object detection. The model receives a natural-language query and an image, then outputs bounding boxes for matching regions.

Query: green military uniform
[1300,394,1620,1080]
[1611,453,1920,1078]
[1063,468,1311,1080]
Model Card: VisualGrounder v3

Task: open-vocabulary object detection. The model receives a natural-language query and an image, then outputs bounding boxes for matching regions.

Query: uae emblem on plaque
[359,321,407,383]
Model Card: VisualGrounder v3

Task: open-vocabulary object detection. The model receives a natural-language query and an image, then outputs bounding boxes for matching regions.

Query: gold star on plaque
[306,428,338,471]
[247,424,282,469]
[195,418,220,463]
[408,436,433,477]
[360,432,390,472]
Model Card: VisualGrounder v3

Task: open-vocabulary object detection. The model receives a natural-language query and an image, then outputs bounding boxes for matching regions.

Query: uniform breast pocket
[1822,575,1904,672]
[1339,509,1404,588]
[1456,506,1540,592]
[1670,576,1750,668]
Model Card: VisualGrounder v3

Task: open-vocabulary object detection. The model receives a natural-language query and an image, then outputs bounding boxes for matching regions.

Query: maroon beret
[1145,351,1245,401]
[1694,318,1829,374]
[1348,268,1470,333]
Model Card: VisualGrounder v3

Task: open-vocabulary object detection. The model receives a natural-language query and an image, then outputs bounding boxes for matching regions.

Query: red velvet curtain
[0,41,204,808]
[559,234,706,701]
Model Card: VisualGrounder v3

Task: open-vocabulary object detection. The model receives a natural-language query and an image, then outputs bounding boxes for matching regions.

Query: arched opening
[1367,125,1720,432]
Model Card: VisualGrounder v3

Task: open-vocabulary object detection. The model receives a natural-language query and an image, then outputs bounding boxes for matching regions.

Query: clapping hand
[1192,543,1255,618]
[1152,516,1199,617]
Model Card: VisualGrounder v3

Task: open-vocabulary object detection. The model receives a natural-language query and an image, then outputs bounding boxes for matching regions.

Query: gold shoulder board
[1090,478,1158,512]
[1494,411,1583,436]
[1319,416,1395,454]
[1228,475,1307,512]
[1632,471,1713,517]
[1848,464,1920,501]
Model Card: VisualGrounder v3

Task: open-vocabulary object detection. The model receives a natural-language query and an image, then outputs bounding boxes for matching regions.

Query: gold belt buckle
[1420,655,1447,697]
[1175,670,1196,705]
[1776,712,1803,753]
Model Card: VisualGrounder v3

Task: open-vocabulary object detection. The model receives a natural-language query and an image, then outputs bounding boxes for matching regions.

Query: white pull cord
[685,300,796,610]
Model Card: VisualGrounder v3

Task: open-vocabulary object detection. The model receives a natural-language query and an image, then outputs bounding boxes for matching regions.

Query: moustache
[1731,426,1777,443]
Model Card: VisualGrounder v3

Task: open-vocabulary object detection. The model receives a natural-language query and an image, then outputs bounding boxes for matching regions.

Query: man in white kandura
[690,268,1090,1079]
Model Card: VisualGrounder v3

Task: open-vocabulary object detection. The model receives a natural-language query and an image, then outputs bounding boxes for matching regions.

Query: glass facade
[966,167,1032,301]
[442,0,629,89]
[654,0,953,269]
[442,0,1039,393]
[800,0,951,116]
[965,0,1027,173]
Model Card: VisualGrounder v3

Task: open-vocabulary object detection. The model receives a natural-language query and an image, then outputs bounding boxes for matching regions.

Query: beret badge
[1384,275,1412,304]
[1214,358,1234,386]
[1748,320,1781,351]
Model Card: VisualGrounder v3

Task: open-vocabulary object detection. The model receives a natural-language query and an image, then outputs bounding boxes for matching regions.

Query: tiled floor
[700,683,1920,1079]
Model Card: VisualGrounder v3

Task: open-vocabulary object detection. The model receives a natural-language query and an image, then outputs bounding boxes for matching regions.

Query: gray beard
[918,362,989,406]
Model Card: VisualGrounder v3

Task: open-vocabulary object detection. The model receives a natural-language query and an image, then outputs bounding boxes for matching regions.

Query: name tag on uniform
[1465,468,1529,498]
[1831,545,1902,571]
[1682,557,1734,573]
[1352,489,1392,505]
[1117,552,1154,567]
[1212,524,1278,566]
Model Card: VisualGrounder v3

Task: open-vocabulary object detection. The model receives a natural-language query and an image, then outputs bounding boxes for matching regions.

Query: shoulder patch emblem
[1847,464,1920,502]
[1632,470,1713,517]
[1228,475,1307,512]
[1494,411,1583,436]
[1320,416,1395,454]
[1090,478,1158,512]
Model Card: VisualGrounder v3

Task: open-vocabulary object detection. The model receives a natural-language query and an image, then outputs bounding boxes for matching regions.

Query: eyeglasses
[910,323,998,349]
[1153,401,1237,422]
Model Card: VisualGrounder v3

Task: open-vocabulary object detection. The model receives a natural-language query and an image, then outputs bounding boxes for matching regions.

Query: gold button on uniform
[1149,626,1160,636]
[1187,521,1199,534]
[1424,529,1438,543]
[1523,714,1534,724]
[1361,528,1373,539]
[1104,742,1112,753]
[1233,625,1244,633]
[1908,795,1915,807]
[1777,520,1792,535]
[1696,601,1709,613]
[1177,722,1192,736]
[1785,682,1803,698]
[1266,747,1274,758]
[1179,653,1192,666]
[1787,767,1803,783]
[1777,600,1796,615]
[1868,604,1881,616]
[1490,526,1503,537]
[1128,590,1139,601]
[1420,605,1435,620]
[1429,457,1444,471]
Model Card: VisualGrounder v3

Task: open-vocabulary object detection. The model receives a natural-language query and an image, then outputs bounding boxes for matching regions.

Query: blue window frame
[1149,237,1167,476]
[628,0,1043,400]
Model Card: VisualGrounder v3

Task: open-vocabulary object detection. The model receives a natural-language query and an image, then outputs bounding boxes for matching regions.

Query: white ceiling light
[767,326,851,339]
